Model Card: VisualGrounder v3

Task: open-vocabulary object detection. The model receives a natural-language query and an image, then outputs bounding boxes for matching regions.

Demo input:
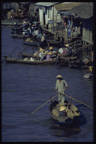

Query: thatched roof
[68,2,93,19]
[54,2,81,11]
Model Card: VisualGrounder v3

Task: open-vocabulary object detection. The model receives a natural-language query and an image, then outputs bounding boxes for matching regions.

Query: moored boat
[23,40,42,46]
[47,40,61,46]
[68,62,88,69]
[21,54,77,66]
[49,100,80,125]
[23,39,48,47]
[11,33,25,39]
[84,73,93,79]
[21,53,33,58]
[4,57,57,65]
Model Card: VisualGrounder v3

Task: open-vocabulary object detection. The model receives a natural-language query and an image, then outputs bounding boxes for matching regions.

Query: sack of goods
[30,57,35,61]
[52,108,59,117]
[26,38,31,42]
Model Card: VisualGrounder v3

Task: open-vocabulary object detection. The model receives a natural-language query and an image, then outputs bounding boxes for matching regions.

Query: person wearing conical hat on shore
[54,75,68,103]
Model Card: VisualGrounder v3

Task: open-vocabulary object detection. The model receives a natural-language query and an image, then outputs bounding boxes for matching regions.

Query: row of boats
[10,28,93,70]
[4,54,77,66]
[3,26,93,84]
[3,25,93,126]
[4,49,92,71]
[5,25,78,67]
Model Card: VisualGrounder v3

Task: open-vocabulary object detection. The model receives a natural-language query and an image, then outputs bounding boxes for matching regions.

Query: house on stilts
[68,2,93,58]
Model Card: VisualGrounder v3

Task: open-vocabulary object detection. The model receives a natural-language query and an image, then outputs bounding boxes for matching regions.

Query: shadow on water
[49,125,81,138]
[43,118,81,137]
[48,112,86,138]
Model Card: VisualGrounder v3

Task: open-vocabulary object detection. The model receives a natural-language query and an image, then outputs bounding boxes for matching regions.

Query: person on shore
[54,75,68,103]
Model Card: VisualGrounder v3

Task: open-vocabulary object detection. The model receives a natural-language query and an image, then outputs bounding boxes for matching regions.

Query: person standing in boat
[55,75,68,103]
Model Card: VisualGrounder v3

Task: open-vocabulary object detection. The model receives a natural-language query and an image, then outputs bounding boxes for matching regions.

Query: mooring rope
[2,46,19,62]
[15,46,27,58]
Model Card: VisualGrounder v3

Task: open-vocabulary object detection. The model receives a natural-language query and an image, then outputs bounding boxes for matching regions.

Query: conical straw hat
[65,44,69,47]
[59,106,66,111]
[49,46,53,50]
[56,75,63,79]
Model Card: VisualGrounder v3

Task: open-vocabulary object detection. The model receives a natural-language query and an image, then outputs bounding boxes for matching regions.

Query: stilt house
[35,2,61,28]
[68,2,93,57]
[69,2,93,45]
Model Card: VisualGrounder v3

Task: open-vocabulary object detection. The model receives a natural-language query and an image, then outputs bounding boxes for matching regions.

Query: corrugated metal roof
[54,2,81,11]
[68,2,93,19]
[35,2,60,7]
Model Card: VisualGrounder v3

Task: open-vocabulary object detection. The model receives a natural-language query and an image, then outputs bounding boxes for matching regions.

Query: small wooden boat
[23,39,48,47]
[84,73,93,79]
[47,40,61,46]
[4,57,57,65]
[21,53,34,58]
[49,100,80,125]
[11,33,24,39]
[68,62,88,69]
[20,54,77,66]
[23,41,42,46]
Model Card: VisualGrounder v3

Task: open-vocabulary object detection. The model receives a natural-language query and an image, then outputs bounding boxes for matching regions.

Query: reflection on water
[42,105,87,138]
[49,123,81,137]
[48,112,86,138]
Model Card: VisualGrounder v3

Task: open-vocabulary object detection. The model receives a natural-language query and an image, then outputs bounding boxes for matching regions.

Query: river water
[1,26,94,142]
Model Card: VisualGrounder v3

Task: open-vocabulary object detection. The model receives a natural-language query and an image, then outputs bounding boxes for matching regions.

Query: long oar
[2,46,19,62]
[30,94,58,115]
[59,92,93,109]
[15,46,27,58]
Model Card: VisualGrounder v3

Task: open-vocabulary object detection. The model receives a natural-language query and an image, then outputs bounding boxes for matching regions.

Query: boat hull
[5,57,57,65]
[69,63,87,69]
[11,34,24,39]
[47,40,61,46]
[23,41,42,46]
[84,73,93,78]
[49,100,80,126]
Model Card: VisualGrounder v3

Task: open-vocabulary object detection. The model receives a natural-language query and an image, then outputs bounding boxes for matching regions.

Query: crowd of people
[11,20,94,72]
[24,46,58,61]
[11,20,47,44]
[23,43,94,73]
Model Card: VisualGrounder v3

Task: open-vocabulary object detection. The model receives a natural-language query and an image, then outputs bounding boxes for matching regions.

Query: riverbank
[1,19,23,26]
